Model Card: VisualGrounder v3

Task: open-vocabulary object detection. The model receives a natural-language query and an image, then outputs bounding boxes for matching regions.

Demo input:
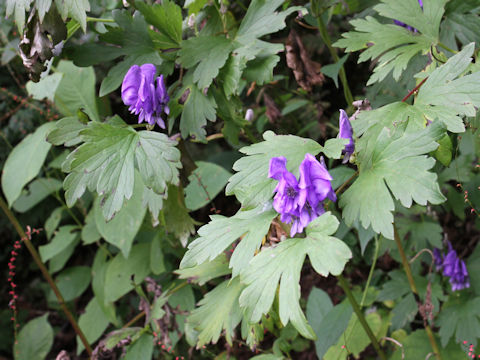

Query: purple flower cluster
[434,242,470,292]
[338,110,355,163]
[394,0,423,32]
[121,64,170,128]
[269,154,336,236]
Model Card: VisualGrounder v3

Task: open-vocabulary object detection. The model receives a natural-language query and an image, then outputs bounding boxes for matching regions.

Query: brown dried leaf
[286,29,325,92]
[264,94,281,124]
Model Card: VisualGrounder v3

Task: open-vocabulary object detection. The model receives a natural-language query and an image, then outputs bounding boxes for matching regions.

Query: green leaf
[396,217,443,249]
[54,0,90,31]
[77,297,110,355]
[47,117,86,147]
[45,207,63,240]
[340,123,446,239]
[124,334,154,360]
[94,172,146,258]
[415,43,480,133]
[306,288,334,338]
[54,61,99,121]
[324,312,382,359]
[177,76,217,141]
[243,55,280,86]
[14,314,53,360]
[179,35,234,89]
[226,131,327,208]
[163,184,196,247]
[49,266,91,302]
[39,225,79,262]
[239,213,351,338]
[150,234,166,275]
[26,73,63,102]
[104,243,151,302]
[168,284,196,311]
[188,277,244,347]
[91,249,118,325]
[311,300,353,359]
[81,209,101,245]
[433,134,453,166]
[437,295,480,347]
[13,178,62,213]
[49,237,79,274]
[1,122,56,206]
[321,54,349,88]
[176,254,231,285]
[6,0,32,32]
[180,205,276,277]
[185,161,232,211]
[236,0,303,44]
[104,328,142,350]
[334,0,446,84]
[136,1,182,47]
[62,120,180,221]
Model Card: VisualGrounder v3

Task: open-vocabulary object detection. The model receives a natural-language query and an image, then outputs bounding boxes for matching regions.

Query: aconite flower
[121,64,169,128]
[338,109,355,163]
[269,154,335,236]
[435,242,470,292]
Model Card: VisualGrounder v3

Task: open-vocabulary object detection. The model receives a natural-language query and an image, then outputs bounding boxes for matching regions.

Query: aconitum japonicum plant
[121,63,169,128]
[338,109,355,163]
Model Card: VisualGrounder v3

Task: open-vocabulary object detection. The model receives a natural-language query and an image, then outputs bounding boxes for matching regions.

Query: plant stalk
[0,196,93,356]
[393,224,443,360]
[337,275,387,360]
[316,15,354,106]
[360,236,380,307]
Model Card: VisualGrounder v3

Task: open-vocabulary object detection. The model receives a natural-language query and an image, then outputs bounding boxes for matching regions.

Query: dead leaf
[286,29,325,92]
[264,94,281,123]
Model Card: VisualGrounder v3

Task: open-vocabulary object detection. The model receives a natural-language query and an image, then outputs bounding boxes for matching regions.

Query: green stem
[393,224,443,360]
[86,16,115,23]
[337,275,387,360]
[437,42,458,54]
[0,196,92,356]
[360,236,380,307]
[315,15,354,106]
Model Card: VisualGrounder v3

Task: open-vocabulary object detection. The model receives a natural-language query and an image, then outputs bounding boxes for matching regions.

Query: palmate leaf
[180,205,277,278]
[6,0,32,32]
[334,0,447,85]
[55,0,90,31]
[239,213,351,339]
[187,277,244,347]
[226,130,347,208]
[61,119,181,220]
[340,123,446,239]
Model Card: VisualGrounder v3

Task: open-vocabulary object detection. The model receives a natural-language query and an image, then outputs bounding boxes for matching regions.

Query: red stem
[402,77,428,102]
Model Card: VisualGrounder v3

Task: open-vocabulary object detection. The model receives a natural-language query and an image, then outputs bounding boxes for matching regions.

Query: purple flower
[394,0,423,32]
[121,64,169,128]
[338,110,355,163]
[269,154,336,236]
[440,242,470,292]
[433,248,443,271]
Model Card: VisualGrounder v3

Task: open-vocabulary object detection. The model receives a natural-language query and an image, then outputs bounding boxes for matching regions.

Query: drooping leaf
[104,243,151,302]
[94,172,146,258]
[12,178,62,213]
[163,184,196,247]
[62,120,180,221]
[6,0,32,32]
[77,297,110,355]
[239,213,351,338]
[188,277,244,347]
[48,266,91,302]
[226,131,344,208]
[124,334,154,360]
[54,61,99,122]
[180,205,277,278]
[39,225,79,262]
[26,73,63,102]
[1,122,56,206]
[14,314,53,360]
[54,0,90,31]
[47,116,86,147]
[340,123,446,239]
[306,287,334,339]
[334,0,447,84]
[185,161,232,211]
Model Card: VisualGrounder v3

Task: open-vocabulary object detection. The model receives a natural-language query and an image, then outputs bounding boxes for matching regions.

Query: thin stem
[335,171,359,196]
[86,16,115,23]
[0,196,92,356]
[337,275,387,360]
[401,77,427,103]
[393,225,443,360]
[360,236,380,307]
[315,15,354,106]
[437,42,458,54]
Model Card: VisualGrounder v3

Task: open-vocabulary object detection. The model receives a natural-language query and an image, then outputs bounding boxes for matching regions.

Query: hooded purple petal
[338,110,355,162]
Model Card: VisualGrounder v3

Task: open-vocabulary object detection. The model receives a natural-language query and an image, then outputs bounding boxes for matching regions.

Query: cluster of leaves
[1,0,480,359]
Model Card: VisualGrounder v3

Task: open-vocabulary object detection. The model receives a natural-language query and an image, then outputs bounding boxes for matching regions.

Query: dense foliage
[1,0,479,359]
